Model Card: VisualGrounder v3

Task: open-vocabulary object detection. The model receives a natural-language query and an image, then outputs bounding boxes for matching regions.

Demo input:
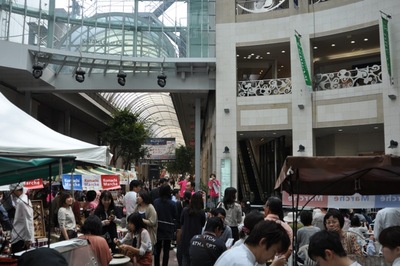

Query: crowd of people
[0,174,400,266]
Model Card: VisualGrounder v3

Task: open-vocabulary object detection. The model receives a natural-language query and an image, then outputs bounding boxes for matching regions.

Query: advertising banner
[101,175,120,190]
[295,33,312,87]
[220,158,231,199]
[82,174,101,191]
[382,16,392,82]
[62,174,83,191]
[143,138,176,160]
[25,179,44,189]
[282,191,400,208]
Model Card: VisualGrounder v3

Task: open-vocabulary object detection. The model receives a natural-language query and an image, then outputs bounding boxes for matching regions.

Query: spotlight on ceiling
[117,70,127,86]
[298,144,305,152]
[32,63,44,79]
[157,73,167,88]
[75,68,86,83]
[388,140,398,149]
[223,146,230,154]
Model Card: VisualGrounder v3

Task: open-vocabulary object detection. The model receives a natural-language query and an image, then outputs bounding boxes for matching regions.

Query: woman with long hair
[116,213,153,266]
[58,192,77,241]
[94,190,121,253]
[133,189,158,246]
[153,185,177,266]
[217,187,242,242]
[180,191,206,266]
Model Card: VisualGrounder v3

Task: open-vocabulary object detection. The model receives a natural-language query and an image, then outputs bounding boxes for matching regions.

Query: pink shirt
[208,179,220,197]
[178,180,187,198]
[265,214,293,255]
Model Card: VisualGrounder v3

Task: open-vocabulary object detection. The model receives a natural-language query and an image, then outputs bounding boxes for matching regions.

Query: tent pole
[47,160,56,247]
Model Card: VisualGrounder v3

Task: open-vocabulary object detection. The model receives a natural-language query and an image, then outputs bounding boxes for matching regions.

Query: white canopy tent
[0,92,111,166]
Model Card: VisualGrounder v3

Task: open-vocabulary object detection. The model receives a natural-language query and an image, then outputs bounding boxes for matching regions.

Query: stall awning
[0,156,75,186]
[62,166,121,191]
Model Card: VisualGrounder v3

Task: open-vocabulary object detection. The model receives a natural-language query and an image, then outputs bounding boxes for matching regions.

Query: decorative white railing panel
[237,78,292,97]
[314,65,382,91]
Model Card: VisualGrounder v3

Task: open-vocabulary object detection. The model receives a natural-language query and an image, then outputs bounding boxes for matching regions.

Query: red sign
[282,191,328,208]
[25,179,44,189]
[101,175,120,190]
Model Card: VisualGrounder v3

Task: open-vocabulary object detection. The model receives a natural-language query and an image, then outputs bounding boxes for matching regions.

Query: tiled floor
[166,248,179,266]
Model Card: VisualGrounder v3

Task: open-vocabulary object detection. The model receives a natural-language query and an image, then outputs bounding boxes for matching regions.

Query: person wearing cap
[283,211,302,230]
[9,183,34,254]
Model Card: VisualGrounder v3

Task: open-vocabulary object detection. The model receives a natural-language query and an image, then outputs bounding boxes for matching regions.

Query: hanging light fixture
[75,66,86,83]
[117,70,127,86]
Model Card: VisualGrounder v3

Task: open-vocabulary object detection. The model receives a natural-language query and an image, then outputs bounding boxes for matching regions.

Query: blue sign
[62,174,83,190]
[375,194,400,208]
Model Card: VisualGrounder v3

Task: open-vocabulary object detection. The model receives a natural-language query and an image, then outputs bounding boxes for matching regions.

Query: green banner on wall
[295,33,312,87]
[382,16,392,82]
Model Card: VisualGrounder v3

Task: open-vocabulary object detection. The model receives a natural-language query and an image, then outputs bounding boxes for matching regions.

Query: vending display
[31,200,46,238]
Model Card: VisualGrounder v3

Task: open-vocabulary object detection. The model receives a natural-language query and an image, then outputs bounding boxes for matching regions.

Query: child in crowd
[115,213,152,266]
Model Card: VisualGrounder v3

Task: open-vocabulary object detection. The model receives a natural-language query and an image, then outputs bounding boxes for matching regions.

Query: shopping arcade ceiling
[0,43,215,148]
[0,0,215,147]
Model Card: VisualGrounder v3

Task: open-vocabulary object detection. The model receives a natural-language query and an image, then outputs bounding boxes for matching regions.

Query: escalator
[238,140,264,204]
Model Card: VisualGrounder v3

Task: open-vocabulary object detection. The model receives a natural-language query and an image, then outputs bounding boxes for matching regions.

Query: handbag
[102,232,112,244]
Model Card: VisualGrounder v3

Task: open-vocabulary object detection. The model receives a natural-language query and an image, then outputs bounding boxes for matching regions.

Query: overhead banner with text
[295,33,312,88]
[283,191,400,208]
[62,174,119,191]
[143,138,176,160]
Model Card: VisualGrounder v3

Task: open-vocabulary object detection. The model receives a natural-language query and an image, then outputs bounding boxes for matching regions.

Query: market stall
[274,155,400,266]
[0,92,111,166]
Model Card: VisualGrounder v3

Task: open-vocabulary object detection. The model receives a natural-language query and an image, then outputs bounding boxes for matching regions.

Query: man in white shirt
[123,180,142,217]
[9,183,34,254]
[214,220,290,266]
[373,208,400,241]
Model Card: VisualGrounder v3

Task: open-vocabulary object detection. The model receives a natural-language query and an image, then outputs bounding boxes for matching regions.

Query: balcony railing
[237,77,292,97]
[314,65,382,91]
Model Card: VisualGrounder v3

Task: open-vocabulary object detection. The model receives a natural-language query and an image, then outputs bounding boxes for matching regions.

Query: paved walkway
[166,248,179,266]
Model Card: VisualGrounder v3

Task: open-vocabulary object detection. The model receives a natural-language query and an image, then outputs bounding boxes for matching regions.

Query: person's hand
[103,219,110,226]
[114,238,121,246]
[118,244,128,254]
[270,255,286,266]
[24,240,32,249]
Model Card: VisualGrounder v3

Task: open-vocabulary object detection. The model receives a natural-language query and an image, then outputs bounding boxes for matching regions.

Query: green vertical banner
[295,33,312,88]
[382,16,392,82]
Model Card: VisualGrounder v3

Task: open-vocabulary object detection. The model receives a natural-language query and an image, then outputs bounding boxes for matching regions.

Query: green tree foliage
[102,108,149,169]
[164,145,194,175]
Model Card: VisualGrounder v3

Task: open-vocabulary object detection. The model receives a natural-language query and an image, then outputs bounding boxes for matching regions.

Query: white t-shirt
[393,257,400,266]
[123,191,137,217]
[214,243,265,266]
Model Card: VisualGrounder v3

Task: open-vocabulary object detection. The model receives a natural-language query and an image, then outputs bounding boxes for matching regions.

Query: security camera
[32,63,44,79]
[117,70,127,86]
[157,73,167,88]
[75,68,86,83]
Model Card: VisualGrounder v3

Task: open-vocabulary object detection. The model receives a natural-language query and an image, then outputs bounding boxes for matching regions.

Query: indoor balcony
[237,77,292,97]
[313,64,382,91]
